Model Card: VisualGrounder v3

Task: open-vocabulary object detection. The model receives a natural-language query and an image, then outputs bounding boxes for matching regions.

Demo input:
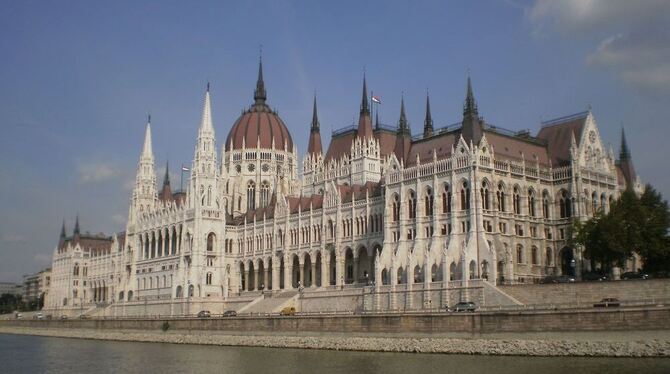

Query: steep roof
[536,111,588,166]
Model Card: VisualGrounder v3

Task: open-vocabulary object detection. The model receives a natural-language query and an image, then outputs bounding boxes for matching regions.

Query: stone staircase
[242,291,299,314]
[481,281,523,307]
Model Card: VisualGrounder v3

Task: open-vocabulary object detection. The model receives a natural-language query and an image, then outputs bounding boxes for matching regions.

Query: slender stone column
[310,262,317,288]
[254,269,260,291]
[244,270,250,292]
[272,261,280,291]
[264,268,269,290]
[299,260,305,287]
[352,255,359,285]
[285,262,293,289]
[322,256,330,288]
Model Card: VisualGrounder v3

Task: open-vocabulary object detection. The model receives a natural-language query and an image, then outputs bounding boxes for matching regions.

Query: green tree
[638,184,670,272]
[605,188,644,264]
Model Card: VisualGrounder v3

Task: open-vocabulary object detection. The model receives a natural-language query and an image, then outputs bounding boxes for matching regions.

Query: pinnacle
[142,118,153,158]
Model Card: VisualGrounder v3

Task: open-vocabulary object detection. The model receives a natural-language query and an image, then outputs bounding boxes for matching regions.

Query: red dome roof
[225,105,293,151]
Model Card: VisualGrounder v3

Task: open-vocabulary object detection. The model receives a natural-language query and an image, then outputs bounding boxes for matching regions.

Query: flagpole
[180,165,184,193]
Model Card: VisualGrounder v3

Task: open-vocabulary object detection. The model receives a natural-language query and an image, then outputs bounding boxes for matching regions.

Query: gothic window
[260,181,270,207]
[516,245,523,264]
[531,246,538,265]
[207,233,215,251]
[442,184,451,213]
[559,190,571,218]
[480,181,490,210]
[425,187,434,216]
[497,183,506,212]
[600,193,607,212]
[408,190,417,219]
[513,186,521,215]
[207,186,212,206]
[460,182,470,210]
[542,191,549,219]
[592,192,598,214]
[73,263,79,276]
[392,194,400,222]
[528,189,536,217]
[546,247,553,266]
[247,181,256,211]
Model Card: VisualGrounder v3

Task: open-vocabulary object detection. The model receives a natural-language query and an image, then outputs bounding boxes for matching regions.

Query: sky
[1,0,669,282]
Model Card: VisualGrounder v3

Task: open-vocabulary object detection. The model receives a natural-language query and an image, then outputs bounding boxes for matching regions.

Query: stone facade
[45,62,643,314]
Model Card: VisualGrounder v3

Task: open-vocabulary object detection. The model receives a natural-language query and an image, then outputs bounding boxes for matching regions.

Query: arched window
[546,247,553,266]
[531,246,538,265]
[247,181,256,211]
[73,263,79,276]
[207,232,215,251]
[528,189,536,217]
[442,184,451,213]
[591,192,598,214]
[559,190,571,218]
[460,182,470,210]
[260,181,270,207]
[425,187,434,216]
[392,194,400,221]
[206,272,213,285]
[497,183,506,212]
[207,186,212,206]
[516,245,523,264]
[408,190,417,219]
[480,181,490,210]
[542,191,549,219]
[513,186,521,215]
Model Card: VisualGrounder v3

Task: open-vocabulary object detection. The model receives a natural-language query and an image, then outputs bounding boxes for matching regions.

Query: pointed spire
[74,214,80,236]
[463,75,478,117]
[163,161,170,186]
[360,74,370,115]
[619,127,631,160]
[142,115,153,158]
[424,92,433,138]
[310,94,320,131]
[199,84,214,133]
[356,75,374,139]
[254,56,267,105]
[60,219,66,239]
[307,95,323,156]
[397,94,410,135]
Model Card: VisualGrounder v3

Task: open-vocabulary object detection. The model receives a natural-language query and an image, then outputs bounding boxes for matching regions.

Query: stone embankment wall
[4,307,670,335]
[499,279,670,306]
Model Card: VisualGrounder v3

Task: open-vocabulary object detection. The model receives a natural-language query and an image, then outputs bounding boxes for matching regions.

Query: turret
[461,76,483,145]
[59,219,66,242]
[394,95,411,161]
[73,214,80,239]
[190,84,218,208]
[130,115,157,218]
[159,161,173,202]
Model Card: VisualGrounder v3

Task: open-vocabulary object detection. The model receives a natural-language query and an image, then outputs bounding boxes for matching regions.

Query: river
[1,333,668,373]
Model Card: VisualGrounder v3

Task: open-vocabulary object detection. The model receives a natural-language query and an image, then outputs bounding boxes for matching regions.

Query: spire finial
[74,214,80,236]
[424,90,433,138]
[463,73,478,117]
[142,117,153,158]
[254,53,267,105]
[311,94,319,131]
[163,161,170,186]
[360,73,369,114]
[398,93,410,135]
[60,219,66,239]
[206,82,210,92]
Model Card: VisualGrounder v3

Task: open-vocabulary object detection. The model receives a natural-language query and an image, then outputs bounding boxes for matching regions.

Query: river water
[1,334,668,374]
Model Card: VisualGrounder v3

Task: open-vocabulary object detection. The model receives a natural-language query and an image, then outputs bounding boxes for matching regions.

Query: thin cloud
[78,162,122,183]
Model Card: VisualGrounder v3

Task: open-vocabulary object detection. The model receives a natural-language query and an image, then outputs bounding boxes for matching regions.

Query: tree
[638,184,670,272]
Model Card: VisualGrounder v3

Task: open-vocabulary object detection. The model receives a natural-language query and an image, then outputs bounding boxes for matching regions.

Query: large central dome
[225,60,293,152]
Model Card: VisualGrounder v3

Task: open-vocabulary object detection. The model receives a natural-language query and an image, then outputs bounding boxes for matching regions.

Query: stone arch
[480,178,491,210]
[413,264,424,283]
[206,232,215,252]
[175,285,183,298]
[496,181,507,212]
[381,268,390,285]
[397,266,405,284]
[559,246,575,276]
[356,245,372,284]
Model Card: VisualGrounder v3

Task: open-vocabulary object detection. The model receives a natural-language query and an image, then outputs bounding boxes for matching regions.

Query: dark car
[223,310,237,317]
[452,301,477,312]
[583,272,609,282]
[621,272,649,280]
[196,310,211,318]
[593,298,621,308]
[541,275,575,284]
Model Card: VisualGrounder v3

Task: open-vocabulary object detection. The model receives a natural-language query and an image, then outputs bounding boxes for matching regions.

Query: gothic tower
[129,116,157,222]
[189,84,219,209]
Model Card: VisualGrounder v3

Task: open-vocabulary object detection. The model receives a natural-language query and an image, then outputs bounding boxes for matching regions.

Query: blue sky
[1,0,669,282]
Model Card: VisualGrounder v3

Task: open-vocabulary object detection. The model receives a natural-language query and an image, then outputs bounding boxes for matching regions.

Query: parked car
[593,298,621,308]
[621,272,649,280]
[15,312,22,319]
[451,301,477,312]
[197,310,211,318]
[78,314,88,319]
[59,315,68,320]
[33,312,44,320]
[45,314,53,320]
[582,272,609,282]
[223,310,237,317]
[541,275,575,284]
[280,306,296,316]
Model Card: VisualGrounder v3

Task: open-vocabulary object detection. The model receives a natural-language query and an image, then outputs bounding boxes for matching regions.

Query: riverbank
[1,326,669,357]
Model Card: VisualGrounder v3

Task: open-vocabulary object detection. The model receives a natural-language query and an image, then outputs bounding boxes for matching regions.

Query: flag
[372,96,381,104]
[181,165,190,171]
